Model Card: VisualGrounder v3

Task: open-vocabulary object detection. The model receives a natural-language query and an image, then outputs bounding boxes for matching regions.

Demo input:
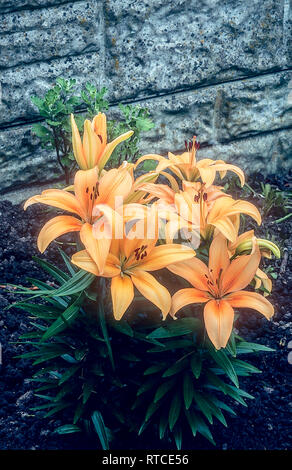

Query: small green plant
[107,104,155,167]
[260,183,290,218]
[31,79,154,183]
[80,84,109,118]
[31,78,82,184]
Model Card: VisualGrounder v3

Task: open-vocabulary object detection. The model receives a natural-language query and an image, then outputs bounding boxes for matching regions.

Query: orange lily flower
[71,113,133,171]
[168,234,274,349]
[135,137,245,187]
[71,219,196,321]
[24,166,133,273]
[136,180,261,244]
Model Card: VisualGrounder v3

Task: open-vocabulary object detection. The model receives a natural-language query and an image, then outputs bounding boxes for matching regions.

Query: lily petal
[134,154,163,170]
[111,275,134,320]
[74,167,99,221]
[71,114,87,170]
[208,234,230,279]
[137,183,175,204]
[227,290,274,320]
[209,216,238,243]
[204,299,234,350]
[71,249,100,276]
[98,131,134,170]
[171,288,209,318]
[138,244,195,271]
[80,222,111,275]
[210,163,245,187]
[37,215,82,253]
[71,250,120,277]
[227,200,262,225]
[167,258,210,291]
[131,270,171,320]
[98,168,132,207]
[24,189,84,218]
[92,113,107,148]
[221,245,261,294]
[83,119,101,169]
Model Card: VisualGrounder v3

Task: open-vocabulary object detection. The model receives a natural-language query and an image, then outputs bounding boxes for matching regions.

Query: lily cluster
[25,116,278,350]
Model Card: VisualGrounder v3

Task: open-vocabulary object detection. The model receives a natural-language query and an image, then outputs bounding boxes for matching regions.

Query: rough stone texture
[0,1,102,125]
[0,124,59,192]
[104,0,291,100]
[0,0,291,195]
[128,71,292,147]
[0,1,77,14]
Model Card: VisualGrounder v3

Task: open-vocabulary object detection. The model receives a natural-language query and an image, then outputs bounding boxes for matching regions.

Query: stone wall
[0,0,291,194]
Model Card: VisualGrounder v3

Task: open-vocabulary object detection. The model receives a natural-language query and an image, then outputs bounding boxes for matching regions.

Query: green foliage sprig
[31,79,154,184]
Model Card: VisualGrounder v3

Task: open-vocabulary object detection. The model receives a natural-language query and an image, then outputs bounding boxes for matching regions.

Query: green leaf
[162,359,188,377]
[50,270,95,297]
[169,394,181,431]
[55,425,81,435]
[232,358,261,374]
[226,332,237,357]
[174,426,182,450]
[183,373,194,409]
[185,409,197,437]
[99,301,115,371]
[159,413,168,439]
[15,302,62,319]
[203,396,227,427]
[236,341,274,354]
[228,385,254,400]
[91,411,109,450]
[148,339,193,352]
[144,363,167,375]
[31,348,69,365]
[208,346,239,388]
[224,385,249,406]
[44,401,72,418]
[190,354,202,379]
[138,419,151,436]
[58,248,77,276]
[209,397,236,416]
[147,318,200,339]
[83,381,95,405]
[120,352,140,362]
[16,270,94,299]
[54,383,74,402]
[145,401,162,422]
[73,403,85,424]
[194,413,215,445]
[193,392,213,424]
[41,294,83,341]
[90,363,104,377]
[59,365,80,385]
[205,371,228,394]
[154,378,176,402]
[138,377,160,397]
[33,256,70,284]
[110,319,134,337]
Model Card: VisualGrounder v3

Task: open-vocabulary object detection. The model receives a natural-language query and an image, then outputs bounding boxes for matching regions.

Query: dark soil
[0,171,291,450]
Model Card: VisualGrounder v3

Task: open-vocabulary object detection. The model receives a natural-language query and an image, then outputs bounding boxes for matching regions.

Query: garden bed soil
[0,171,291,450]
